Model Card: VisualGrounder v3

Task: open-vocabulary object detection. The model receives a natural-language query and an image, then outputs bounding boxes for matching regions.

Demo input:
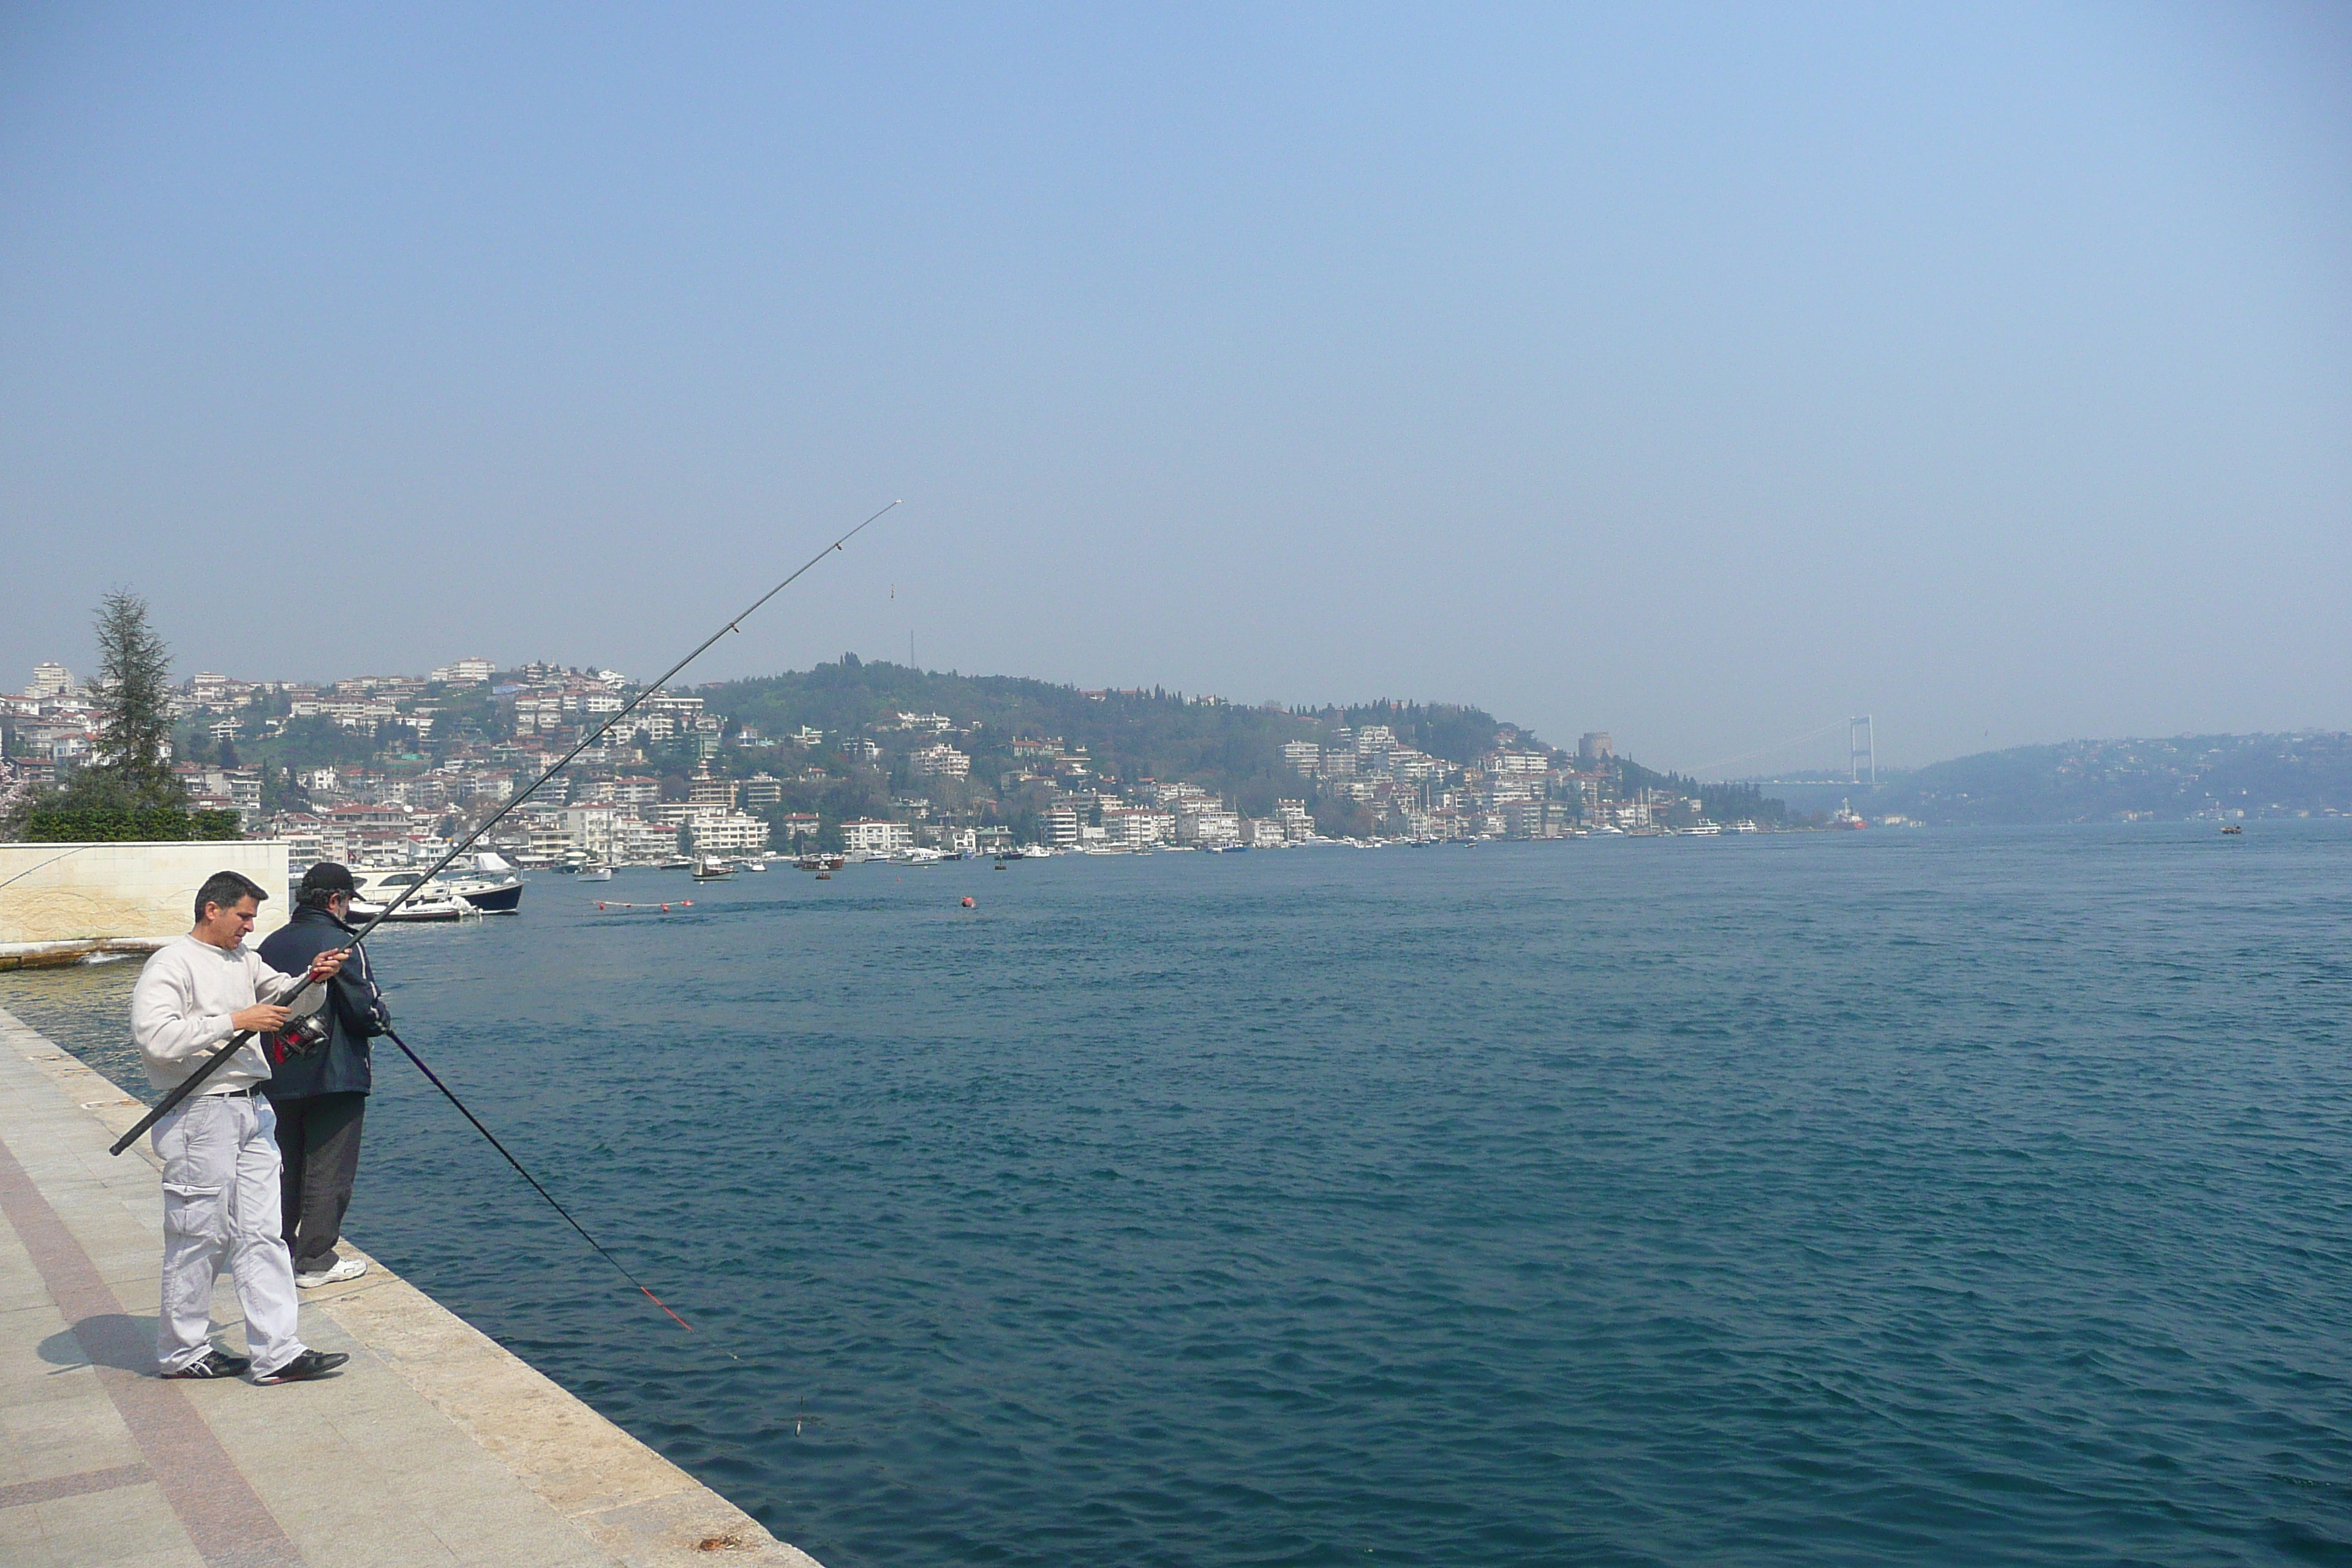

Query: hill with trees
[1859,733,2352,824]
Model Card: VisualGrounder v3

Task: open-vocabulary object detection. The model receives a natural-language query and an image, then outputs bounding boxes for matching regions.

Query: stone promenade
[0,1003,821,1568]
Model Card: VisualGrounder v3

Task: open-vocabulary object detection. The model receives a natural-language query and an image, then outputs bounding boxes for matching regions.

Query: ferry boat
[796,853,846,872]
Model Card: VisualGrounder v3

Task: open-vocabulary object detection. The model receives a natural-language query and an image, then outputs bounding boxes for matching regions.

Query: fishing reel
[278,1009,333,1057]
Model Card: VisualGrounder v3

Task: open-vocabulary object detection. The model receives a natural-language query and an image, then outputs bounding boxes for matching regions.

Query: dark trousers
[270,1091,366,1275]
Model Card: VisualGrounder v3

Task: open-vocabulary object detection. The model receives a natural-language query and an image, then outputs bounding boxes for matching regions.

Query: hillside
[701,657,1545,837]
[1863,733,2352,824]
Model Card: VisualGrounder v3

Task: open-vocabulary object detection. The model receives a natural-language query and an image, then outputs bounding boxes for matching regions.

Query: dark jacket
[257,905,389,1099]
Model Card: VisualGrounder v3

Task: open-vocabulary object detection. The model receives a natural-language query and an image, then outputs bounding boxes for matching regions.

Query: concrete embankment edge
[1,1003,823,1568]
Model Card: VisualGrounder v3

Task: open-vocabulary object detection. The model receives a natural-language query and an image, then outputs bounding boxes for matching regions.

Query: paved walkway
[0,1004,822,1568]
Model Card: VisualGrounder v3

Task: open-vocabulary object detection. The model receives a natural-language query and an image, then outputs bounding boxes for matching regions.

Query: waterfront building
[686,813,771,855]
[1041,807,1080,848]
[562,804,620,858]
[741,774,784,807]
[1103,807,1175,848]
[1175,809,1241,848]
[841,819,913,854]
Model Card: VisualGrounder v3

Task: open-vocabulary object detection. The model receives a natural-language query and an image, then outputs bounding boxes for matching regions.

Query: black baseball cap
[298,862,360,900]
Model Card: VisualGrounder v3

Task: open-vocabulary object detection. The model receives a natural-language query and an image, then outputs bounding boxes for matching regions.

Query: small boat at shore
[691,856,735,881]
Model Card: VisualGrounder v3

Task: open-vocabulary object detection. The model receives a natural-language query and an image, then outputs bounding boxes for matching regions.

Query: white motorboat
[576,860,613,883]
[440,851,526,913]
[347,867,478,923]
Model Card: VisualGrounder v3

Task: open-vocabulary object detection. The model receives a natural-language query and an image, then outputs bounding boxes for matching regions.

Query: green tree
[2,591,241,841]
[86,589,181,807]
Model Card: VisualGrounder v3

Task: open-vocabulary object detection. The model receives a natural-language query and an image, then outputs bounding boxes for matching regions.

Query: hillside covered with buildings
[2,652,1763,864]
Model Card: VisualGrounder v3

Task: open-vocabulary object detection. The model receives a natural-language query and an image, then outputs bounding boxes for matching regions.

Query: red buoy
[961,896,975,908]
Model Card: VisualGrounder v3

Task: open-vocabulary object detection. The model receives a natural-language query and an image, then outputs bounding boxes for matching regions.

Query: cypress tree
[87,589,182,807]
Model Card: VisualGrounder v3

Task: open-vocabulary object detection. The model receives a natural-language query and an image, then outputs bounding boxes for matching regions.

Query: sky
[3,4,2346,774]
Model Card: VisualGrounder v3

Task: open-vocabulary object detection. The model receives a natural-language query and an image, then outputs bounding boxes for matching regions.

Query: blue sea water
[8,825,2351,1565]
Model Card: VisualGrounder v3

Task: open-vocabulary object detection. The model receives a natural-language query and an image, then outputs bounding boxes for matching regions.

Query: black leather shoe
[252,1349,350,1385]
[162,1349,252,1379]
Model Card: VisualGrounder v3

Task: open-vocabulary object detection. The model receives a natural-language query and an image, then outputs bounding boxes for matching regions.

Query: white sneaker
[295,1256,368,1289]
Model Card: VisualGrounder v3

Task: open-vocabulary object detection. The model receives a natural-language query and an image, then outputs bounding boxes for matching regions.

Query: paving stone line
[0,1125,304,1567]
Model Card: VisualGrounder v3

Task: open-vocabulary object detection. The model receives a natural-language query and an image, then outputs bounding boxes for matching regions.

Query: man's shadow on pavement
[39,1313,245,1376]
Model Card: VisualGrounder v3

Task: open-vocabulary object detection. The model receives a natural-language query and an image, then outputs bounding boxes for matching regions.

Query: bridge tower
[1848,716,1875,786]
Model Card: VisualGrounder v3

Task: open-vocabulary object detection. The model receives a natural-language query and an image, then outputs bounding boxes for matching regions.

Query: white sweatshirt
[131,934,325,1095]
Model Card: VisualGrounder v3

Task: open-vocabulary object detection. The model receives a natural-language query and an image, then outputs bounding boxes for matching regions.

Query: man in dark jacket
[258,862,391,1288]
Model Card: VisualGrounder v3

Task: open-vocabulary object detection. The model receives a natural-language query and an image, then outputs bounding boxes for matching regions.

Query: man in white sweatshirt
[131,869,352,1383]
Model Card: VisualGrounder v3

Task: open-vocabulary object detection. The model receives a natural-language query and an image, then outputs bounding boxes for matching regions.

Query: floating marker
[961,896,975,908]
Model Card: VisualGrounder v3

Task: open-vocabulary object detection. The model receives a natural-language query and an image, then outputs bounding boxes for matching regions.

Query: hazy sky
[4,4,2346,772]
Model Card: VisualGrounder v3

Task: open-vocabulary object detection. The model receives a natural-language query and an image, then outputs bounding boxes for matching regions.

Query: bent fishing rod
[110,499,902,1158]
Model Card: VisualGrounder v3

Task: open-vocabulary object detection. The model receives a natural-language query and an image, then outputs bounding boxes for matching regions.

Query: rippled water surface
[9,826,2351,1565]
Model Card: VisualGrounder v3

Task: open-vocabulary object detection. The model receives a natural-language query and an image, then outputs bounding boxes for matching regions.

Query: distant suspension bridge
[1689,716,1876,785]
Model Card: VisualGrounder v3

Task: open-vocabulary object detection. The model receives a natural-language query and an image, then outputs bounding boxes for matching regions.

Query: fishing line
[382,1025,730,1349]
[110,499,902,1157]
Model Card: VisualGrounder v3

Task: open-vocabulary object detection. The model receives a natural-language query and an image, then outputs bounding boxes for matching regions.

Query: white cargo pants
[151,1093,306,1376]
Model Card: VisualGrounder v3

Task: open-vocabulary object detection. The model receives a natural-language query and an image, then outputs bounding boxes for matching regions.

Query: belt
[214,1085,267,1099]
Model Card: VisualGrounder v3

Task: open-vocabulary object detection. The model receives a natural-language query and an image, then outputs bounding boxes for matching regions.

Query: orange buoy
[597,902,606,911]
[961,896,975,908]
[660,902,670,912]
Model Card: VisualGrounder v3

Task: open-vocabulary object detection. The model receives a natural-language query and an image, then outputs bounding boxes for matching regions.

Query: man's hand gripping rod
[110,501,901,1156]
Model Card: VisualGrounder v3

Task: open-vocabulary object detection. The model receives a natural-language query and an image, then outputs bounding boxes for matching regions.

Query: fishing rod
[382,1025,725,1344]
[110,499,902,1158]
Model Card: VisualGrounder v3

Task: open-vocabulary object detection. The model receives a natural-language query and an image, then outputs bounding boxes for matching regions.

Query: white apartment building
[910,744,971,779]
[1280,740,1322,774]
[1175,809,1240,848]
[1040,807,1080,848]
[687,813,772,854]
[1103,807,1174,848]
[1487,750,1550,778]
[563,804,620,857]
[29,662,75,698]
[1243,818,1289,848]
[841,819,913,854]
[687,773,739,810]
[1274,799,1316,840]
[615,817,679,862]
[431,658,495,684]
